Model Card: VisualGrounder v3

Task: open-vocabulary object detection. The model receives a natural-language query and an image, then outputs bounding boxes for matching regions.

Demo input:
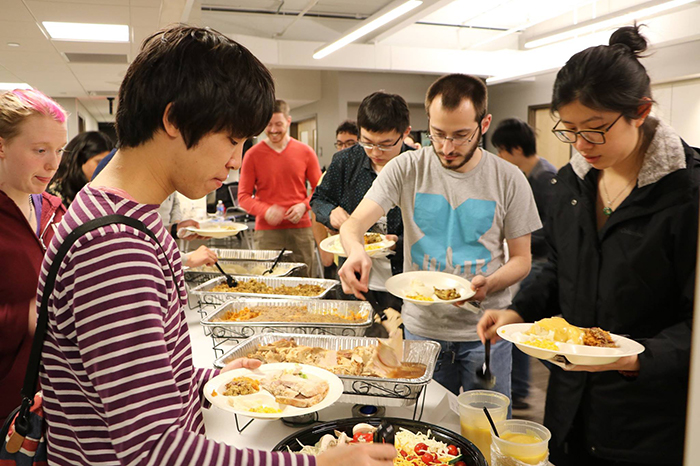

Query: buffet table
[184,305,463,451]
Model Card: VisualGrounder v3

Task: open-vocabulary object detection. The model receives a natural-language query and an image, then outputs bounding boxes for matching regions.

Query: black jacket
[513,126,699,464]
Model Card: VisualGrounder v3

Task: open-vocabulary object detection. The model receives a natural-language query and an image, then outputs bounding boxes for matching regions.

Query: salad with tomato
[296,422,465,466]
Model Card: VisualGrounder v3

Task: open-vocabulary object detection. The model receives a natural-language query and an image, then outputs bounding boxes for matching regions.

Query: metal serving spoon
[476,339,496,389]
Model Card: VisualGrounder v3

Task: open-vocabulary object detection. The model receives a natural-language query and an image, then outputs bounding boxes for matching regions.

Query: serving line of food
[182,236,642,465]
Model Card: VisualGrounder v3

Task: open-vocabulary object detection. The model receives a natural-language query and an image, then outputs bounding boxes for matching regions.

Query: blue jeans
[404,328,513,417]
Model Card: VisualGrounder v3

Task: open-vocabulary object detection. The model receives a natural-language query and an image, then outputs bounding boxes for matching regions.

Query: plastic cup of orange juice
[457,390,510,464]
[490,419,551,465]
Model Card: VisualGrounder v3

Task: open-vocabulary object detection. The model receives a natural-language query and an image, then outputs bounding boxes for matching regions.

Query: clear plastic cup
[457,390,510,465]
[491,419,551,466]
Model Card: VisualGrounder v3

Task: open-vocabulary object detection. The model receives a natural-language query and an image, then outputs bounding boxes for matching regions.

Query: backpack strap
[11,215,177,441]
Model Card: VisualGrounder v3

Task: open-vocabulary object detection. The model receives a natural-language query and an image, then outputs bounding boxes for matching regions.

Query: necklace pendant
[603,206,613,216]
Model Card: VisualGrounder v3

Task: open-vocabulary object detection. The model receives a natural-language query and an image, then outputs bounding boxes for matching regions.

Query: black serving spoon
[476,339,496,389]
[374,420,396,444]
[214,261,238,288]
[263,248,286,276]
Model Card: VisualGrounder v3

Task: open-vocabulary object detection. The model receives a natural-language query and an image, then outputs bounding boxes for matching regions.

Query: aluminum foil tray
[184,261,307,286]
[210,248,293,261]
[202,299,372,338]
[213,333,440,406]
[190,276,339,301]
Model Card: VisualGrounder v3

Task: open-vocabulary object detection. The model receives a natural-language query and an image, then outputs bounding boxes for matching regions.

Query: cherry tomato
[400,450,408,457]
[421,452,437,464]
[447,444,459,456]
[414,443,428,455]
[352,432,374,443]
[454,462,467,466]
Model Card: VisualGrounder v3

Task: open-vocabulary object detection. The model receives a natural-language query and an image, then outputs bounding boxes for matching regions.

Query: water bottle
[215,200,225,220]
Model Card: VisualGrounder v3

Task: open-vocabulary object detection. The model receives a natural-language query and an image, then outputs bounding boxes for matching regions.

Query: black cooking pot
[273,416,487,466]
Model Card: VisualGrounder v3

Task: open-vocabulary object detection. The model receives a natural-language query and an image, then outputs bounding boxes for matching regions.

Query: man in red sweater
[238,100,321,276]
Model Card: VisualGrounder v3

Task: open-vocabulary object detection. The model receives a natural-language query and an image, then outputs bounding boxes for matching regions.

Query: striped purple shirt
[38,186,314,466]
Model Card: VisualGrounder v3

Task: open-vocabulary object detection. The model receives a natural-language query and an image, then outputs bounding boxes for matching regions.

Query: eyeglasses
[427,125,480,147]
[334,140,357,150]
[358,134,403,152]
[552,114,623,145]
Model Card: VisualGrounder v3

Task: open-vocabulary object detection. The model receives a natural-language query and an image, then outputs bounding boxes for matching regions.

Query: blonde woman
[0,89,67,421]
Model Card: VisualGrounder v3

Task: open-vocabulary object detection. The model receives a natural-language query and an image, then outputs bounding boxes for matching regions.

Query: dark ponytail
[552,24,653,119]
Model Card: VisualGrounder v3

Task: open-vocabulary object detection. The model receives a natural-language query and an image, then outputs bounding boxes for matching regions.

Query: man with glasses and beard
[336,74,541,399]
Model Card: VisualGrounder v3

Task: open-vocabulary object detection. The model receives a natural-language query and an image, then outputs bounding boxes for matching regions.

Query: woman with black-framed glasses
[478,25,698,466]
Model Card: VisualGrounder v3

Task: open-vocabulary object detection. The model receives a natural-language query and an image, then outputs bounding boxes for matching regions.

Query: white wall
[53,97,100,142]
[291,71,440,167]
[347,102,429,132]
[653,79,700,148]
[486,72,558,151]
[487,39,700,150]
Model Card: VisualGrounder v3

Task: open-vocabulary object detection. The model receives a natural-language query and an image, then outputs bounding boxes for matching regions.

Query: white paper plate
[319,234,395,258]
[186,222,248,238]
[498,323,646,366]
[203,363,343,419]
[385,271,476,306]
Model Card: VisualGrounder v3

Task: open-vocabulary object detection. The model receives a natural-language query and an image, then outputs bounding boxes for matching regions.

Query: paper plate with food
[185,221,248,238]
[498,317,645,366]
[319,232,395,258]
[385,271,476,306]
[203,363,343,419]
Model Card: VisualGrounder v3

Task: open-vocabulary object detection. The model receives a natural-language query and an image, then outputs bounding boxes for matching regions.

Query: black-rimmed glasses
[552,114,624,145]
[358,134,403,152]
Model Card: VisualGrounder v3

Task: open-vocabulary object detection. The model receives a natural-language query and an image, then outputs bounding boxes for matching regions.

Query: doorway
[291,117,318,153]
[528,105,571,169]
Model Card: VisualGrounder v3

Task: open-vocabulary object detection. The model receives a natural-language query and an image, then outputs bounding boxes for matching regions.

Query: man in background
[238,99,322,276]
[491,117,557,410]
[334,120,359,152]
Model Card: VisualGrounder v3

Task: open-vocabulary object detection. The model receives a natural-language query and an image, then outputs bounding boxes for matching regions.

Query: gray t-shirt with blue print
[365,146,541,341]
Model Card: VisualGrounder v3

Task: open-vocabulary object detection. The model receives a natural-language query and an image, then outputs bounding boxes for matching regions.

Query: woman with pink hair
[0,89,67,421]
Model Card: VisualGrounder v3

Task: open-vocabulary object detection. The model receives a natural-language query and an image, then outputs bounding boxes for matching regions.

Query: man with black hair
[491,118,557,263]
[311,92,413,309]
[337,75,541,401]
[37,24,394,466]
[334,120,359,151]
[491,117,558,410]
[238,99,322,277]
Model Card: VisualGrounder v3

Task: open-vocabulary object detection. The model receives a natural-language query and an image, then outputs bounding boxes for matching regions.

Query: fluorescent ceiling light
[524,0,696,49]
[313,0,422,59]
[42,21,129,43]
[0,83,33,91]
[470,0,597,49]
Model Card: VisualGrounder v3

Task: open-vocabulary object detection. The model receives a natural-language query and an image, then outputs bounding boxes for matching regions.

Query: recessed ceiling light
[7,42,20,47]
[42,21,129,43]
[0,83,33,91]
